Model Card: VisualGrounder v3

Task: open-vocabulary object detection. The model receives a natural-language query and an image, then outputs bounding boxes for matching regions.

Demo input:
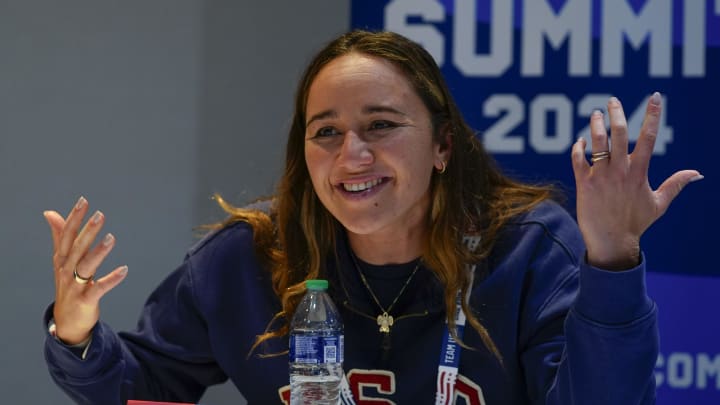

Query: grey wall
[0,1,349,403]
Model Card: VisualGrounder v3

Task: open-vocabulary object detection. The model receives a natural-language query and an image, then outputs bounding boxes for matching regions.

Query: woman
[43,31,701,404]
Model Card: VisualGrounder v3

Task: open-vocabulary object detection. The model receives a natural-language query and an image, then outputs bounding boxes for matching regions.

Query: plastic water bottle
[289,279,344,405]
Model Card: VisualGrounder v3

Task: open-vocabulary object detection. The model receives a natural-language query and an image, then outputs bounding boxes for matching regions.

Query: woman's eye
[315,127,340,138]
[369,120,396,131]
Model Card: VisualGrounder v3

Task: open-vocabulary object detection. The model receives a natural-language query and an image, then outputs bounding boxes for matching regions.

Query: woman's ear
[434,126,452,171]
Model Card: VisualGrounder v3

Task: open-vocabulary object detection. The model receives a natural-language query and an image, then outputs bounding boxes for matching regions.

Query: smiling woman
[304,53,443,261]
[43,30,701,404]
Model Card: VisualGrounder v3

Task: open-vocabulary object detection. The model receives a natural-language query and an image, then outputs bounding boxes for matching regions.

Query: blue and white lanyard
[434,290,468,405]
[340,234,481,405]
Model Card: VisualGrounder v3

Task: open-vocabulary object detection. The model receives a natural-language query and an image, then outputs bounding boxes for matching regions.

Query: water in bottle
[289,279,344,405]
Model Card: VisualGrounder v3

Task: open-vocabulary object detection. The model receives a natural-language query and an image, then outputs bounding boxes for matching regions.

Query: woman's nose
[337,130,374,169]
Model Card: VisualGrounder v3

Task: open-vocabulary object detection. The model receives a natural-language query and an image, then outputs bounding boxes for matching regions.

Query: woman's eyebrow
[363,105,407,117]
[306,110,337,127]
[306,105,407,127]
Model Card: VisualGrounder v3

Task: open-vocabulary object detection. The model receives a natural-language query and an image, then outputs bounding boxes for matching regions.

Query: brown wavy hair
[217,30,553,359]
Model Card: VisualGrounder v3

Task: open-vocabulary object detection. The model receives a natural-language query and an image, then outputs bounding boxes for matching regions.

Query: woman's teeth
[343,178,383,192]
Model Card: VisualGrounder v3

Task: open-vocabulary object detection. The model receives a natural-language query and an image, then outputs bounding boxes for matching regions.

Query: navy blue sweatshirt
[44,202,658,404]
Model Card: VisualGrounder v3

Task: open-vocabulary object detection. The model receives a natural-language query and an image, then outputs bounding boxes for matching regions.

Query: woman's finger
[74,233,115,279]
[589,110,609,156]
[571,137,590,179]
[86,265,129,302]
[63,210,106,281]
[630,92,662,177]
[43,210,65,255]
[607,97,629,163]
[57,197,89,263]
[654,170,704,217]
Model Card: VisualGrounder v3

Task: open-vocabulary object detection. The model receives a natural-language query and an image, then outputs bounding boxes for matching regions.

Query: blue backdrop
[351,0,719,402]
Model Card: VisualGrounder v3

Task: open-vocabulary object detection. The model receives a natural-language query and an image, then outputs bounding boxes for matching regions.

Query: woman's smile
[337,176,388,198]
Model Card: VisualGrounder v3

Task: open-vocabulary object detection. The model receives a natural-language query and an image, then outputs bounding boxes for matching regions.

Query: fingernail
[689,174,704,183]
[75,196,87,210]
[650,92,662,105]
[592,109,603,117]
[609,96,619,104]
[42,210,51,218]
[119,266,129,276]
[102,233,114,246]
[91,211,103,224]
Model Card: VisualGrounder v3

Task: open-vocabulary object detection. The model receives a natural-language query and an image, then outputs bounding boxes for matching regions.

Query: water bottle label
[290,334,344,364]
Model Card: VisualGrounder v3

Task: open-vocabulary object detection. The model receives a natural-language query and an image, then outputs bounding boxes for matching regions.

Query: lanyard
[435,234,479,404]
[435,291,467,405]
[339,234,480,404]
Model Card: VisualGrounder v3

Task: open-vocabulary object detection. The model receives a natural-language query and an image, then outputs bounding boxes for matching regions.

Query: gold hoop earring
[436,161,447,174]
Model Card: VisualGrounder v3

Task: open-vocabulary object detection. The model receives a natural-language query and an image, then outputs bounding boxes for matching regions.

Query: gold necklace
[350,251,421,334]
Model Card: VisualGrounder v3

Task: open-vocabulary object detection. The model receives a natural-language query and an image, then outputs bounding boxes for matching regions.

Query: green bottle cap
[305,279,329,290]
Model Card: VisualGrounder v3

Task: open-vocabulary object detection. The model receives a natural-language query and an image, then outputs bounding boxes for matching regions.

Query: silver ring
[591,151,611,163]
[73,267,94,284]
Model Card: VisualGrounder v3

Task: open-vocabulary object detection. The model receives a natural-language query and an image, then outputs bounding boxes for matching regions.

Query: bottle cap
[305,279,329,290]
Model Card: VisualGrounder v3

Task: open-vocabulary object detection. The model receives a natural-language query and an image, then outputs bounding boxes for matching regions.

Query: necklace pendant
[377,312,394,333]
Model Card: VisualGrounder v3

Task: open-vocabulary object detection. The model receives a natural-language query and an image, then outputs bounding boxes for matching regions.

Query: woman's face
[304,53,447,240]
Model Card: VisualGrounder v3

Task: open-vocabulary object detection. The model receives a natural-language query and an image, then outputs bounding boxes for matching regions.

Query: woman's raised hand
[571,93,702,270]
[44,197,128,345]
